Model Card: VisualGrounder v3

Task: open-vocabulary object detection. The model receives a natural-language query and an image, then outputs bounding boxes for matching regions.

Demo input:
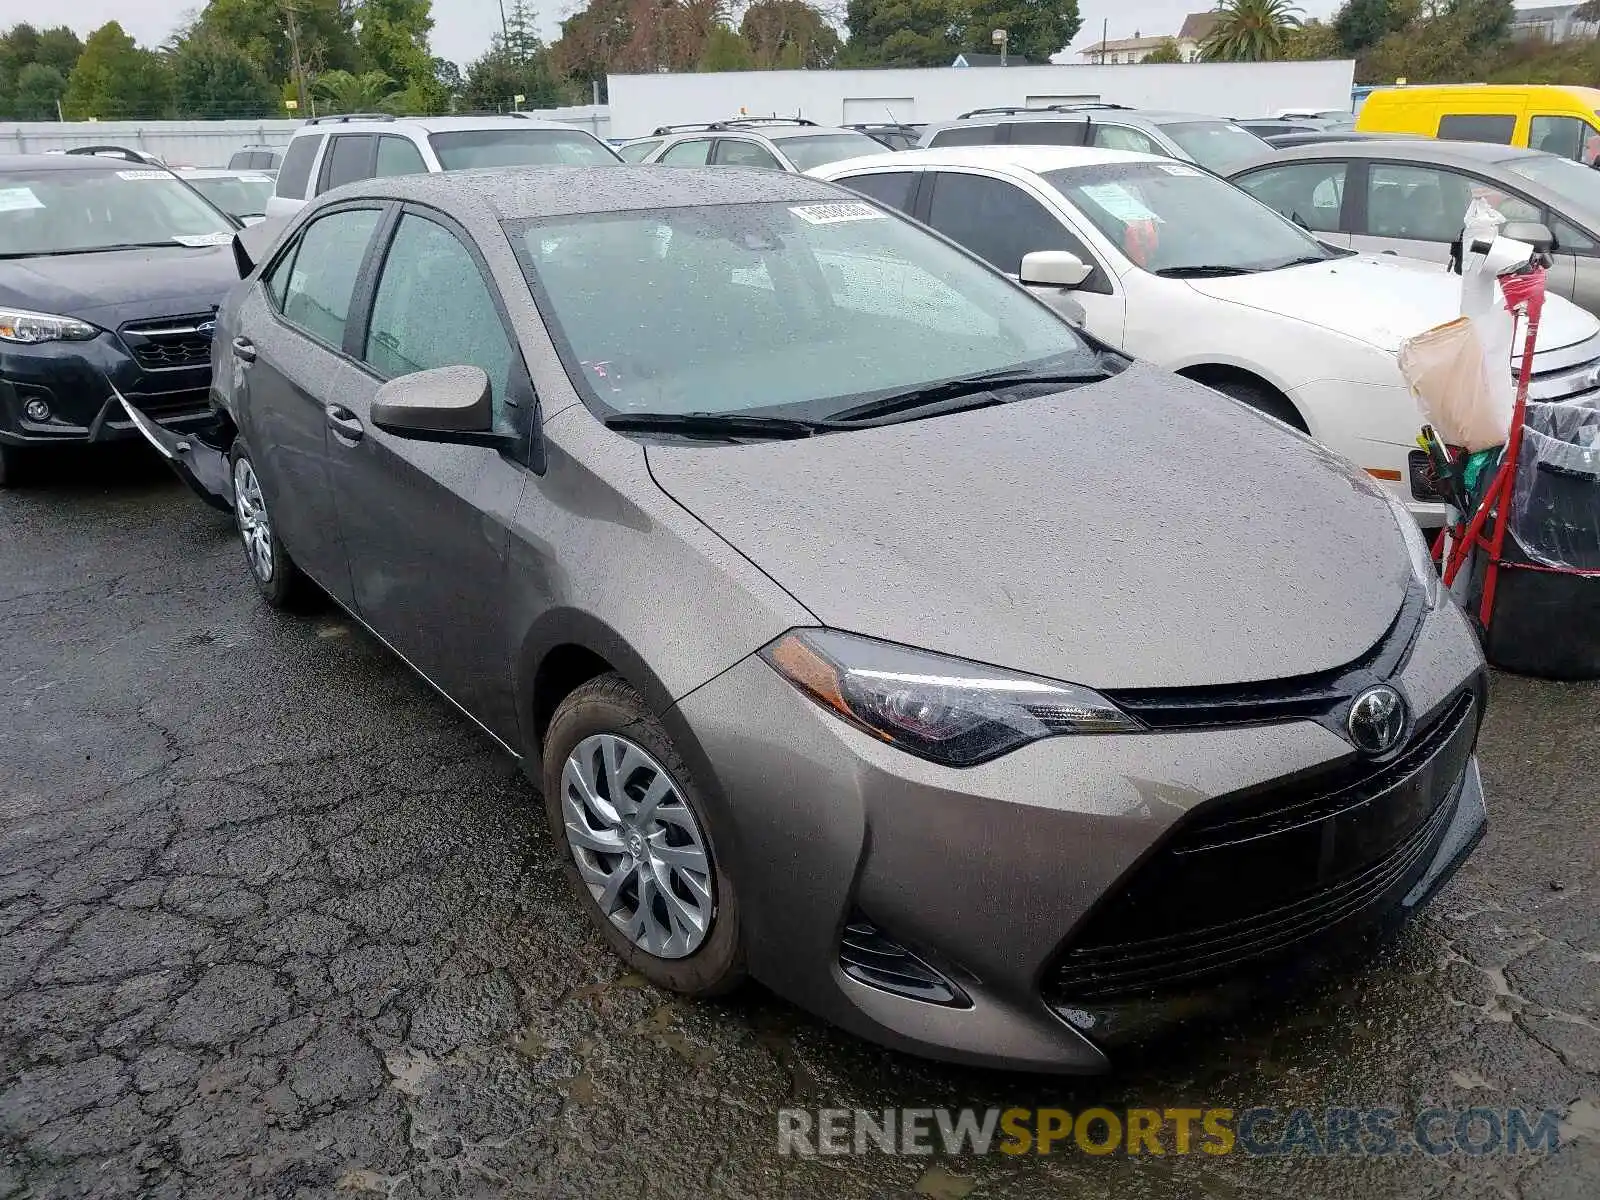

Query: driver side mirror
[1020,250,1093,289]
[371,365,519,450]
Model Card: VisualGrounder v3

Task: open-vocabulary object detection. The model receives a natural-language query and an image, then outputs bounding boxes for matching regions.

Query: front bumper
[0,333,213,448]
[671,595,1487,1073]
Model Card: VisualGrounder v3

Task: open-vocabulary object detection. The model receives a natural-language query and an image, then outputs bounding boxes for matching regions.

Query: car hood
[0,244,238,326]
[645,364,1413,690]
[1185,254,1598,354]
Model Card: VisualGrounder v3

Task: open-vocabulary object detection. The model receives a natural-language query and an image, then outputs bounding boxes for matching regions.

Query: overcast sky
[0,1,1545,68]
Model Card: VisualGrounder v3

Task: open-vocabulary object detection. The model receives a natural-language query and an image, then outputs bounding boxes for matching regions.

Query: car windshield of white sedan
[0,169,237,257]
[770,132,889,171]
[509,201,1097,417]
[429,129,621,169]
[1156,121,1272,173]
[1044,162,1337,276]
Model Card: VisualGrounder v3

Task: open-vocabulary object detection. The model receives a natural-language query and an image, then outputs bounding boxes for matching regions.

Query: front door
[324,208,533,741]
[239,205,386,604]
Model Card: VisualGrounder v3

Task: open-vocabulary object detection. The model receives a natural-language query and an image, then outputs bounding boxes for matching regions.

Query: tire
[542,673,745,997]
[230,445,314,610]
[0,441,27,488]
[1210,378,1308,433]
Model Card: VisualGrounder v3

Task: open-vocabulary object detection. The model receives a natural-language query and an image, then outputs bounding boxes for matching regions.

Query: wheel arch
[1175,363,1312,433]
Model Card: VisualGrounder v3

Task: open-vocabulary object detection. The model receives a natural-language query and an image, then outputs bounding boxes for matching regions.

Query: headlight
[0,309,98,345]
[1383,490,1441,609]
[761,629,1140,767]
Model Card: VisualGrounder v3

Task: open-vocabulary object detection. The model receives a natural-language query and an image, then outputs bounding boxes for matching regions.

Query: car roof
[814,144,1155,177]
[292,114,587,136]
[322,164,849,219]
[0,153,147,173]
[944,108,1226,128]
[1234,137,1545,172]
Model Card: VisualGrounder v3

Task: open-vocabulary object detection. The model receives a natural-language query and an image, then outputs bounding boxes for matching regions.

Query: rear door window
[375,135,427,177]
[658,138,714,165]
[320,134,377,193]
[928,124,1003,147]
[1091,124,1162,155]
[1004,120,1089,147]
[714,139,783,170]
[1437,114,1516,144]
[275,134,324,200]
[837,170,918,214]
[277,208,383,349]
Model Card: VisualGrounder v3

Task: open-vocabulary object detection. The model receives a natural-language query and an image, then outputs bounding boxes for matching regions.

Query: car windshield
[1503,153,1600,210]
[1044,161,1336,275]
[1157,120,1272,172]
[0,168,237,257]
[429,129,622,169]
[186,175,274,220]
[507,199,1097,422]
[618,139,661,163]
[771,131,888,171]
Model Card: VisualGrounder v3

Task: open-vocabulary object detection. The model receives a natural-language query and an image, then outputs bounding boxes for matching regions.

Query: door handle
[231,336,256,362]
[326,404,364,443]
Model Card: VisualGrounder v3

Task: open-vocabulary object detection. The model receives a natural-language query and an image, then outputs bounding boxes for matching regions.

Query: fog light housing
[22,398,50,422]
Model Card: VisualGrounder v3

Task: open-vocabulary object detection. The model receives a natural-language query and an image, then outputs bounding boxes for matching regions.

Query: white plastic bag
[1457,197,1517,441]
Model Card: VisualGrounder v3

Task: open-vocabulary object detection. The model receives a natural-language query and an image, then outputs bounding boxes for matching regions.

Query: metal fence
[0,107,613,167]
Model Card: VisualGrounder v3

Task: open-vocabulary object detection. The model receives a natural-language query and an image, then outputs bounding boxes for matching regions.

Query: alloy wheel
[560,733,714,959]
[233,458,274,584]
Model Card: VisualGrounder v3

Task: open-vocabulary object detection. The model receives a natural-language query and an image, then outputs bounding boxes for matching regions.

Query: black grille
[1044,691,1478,1004]
[120,387,209,419]
[840,914,968,1007]
[121,315,215,372]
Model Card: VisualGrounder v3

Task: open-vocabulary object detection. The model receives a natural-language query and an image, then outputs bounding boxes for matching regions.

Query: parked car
[1257,130,1425,150]
[917,104,1273,175]
[178,169,275,226]
[812,144,1600,521]
[133,164,1488,1073]
[0,153,243,486]
[265,113,623,218]
[642,118,887,172]
[227,144,283,175]
[847,123,925,151]
[615,137,663,162]
[1235,115,1356,140]
[1229,139,1600,316]
[1355,83,1600,163]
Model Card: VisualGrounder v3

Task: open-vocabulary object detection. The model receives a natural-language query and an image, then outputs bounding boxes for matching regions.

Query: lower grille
[121,387,209,419]
[1044,691,1477,1004]
[839,914,968,1007]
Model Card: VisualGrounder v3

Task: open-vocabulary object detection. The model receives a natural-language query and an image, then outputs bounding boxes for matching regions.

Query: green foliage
[1356,0,1517,83]
[1142,37,1185,63]
[1283,18,1342,60]
[699,24,754,70]
[1202,0,1304,62]
[170,33,281,119]
[740,0,841,69]
[463,41,570,112]
[311,68,400,114]
[962,0,1083,64]
[1333,0,1415,54]
[843,0,962,66]
[13,63,66,120]
[62,22,173,120]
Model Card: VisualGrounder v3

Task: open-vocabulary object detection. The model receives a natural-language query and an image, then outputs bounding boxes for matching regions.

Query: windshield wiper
[825,366,1117,427]
[603,412,835,440]
[0,241,191,260]
[1267,254,1335,270]
[1152,264,1259,278]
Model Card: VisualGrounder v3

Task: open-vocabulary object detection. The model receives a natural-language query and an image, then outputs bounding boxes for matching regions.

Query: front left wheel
[542,674,745,997]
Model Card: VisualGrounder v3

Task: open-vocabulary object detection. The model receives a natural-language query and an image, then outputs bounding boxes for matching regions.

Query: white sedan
[811,145,1600,521]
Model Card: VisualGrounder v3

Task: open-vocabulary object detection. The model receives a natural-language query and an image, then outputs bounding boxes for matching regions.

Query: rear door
[325,206,534,738]
[1351,160,1542,264]
[236,203,388,603]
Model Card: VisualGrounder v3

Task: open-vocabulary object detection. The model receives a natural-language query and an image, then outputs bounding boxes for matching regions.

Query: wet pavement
[1,448,1597,1199]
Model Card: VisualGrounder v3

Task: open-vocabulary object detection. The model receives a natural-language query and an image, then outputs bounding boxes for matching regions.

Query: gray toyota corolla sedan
[133,166,1488,1072]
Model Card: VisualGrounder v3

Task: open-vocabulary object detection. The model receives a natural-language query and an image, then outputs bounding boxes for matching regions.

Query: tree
[740,0,840,69]
[1201,0,1303,61]
[463,41,568,111]
[842,0,963,66]
[1577,0,1600,22]
[311,67,400,112]
[13,63,66,119]
[962,0,1083,63]
[33,26,83,77]
[503,0,543,61]
[190,0,360,100]
[699,23,754,69]
[1283,17,1341,59]
[62,22,173,120]
[1143,37,1185,63]
[1333,0,1415,54]
[170,31,280,118]
[552,0,725,81]
[1442,0,1513,51]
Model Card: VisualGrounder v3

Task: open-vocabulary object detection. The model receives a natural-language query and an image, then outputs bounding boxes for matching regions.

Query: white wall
[606,61,1357,138]
[0,106,612,166]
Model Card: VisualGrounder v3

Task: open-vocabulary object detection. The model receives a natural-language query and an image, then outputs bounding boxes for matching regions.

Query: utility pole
[1101,18,1108,65]
[498,0,510,50]
[281,1,309,116]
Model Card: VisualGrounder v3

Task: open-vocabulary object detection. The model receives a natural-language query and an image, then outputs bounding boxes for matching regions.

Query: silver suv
[918,104,1271,175]
[265,113,621,218]
[640,117,886,173]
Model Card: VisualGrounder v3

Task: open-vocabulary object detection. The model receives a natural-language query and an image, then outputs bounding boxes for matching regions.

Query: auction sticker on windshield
[117,170,171,181]
[174,233,235,247]
[1080,184,1163,224]
[1159,164,1203,177]
[0,187,42,212]
[791,202,888,225]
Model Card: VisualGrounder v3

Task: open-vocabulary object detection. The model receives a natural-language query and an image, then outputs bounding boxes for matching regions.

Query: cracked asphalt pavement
[2,447,1597,1199]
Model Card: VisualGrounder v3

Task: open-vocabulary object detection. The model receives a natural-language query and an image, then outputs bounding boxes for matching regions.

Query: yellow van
[1356,84,1600,163]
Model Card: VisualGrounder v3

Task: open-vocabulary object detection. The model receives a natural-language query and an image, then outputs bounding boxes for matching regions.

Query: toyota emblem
[1348,685,1407,756]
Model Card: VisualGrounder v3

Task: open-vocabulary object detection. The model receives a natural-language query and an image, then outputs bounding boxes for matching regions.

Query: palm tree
[311,69,400,115]
[1201,0,1303,62]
